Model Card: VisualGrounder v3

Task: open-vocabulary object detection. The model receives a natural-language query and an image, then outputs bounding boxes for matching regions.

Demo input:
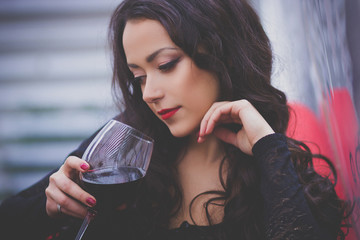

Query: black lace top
[0,134,336,239]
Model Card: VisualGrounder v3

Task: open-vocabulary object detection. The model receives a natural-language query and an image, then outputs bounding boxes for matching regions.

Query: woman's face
[123,19,220,137]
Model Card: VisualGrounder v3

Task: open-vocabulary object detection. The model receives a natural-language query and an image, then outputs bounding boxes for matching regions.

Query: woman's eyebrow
[127,47,178,68]
[146,47,178,62]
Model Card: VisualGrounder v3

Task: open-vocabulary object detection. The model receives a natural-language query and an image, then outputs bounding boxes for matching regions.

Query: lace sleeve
[252,133,335,240]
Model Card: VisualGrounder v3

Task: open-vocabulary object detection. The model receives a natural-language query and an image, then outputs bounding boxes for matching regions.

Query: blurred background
[254,0,360,237]
[253,0,360,237]
[0,0,359,237]
[0,0,119,201]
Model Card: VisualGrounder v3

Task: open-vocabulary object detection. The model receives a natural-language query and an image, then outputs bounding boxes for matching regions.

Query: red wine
[81,166,145,212]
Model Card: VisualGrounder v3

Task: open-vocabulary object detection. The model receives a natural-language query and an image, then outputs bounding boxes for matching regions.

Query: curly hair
[108,0,350,239]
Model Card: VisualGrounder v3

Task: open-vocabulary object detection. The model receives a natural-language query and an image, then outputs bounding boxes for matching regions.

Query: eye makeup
[158,56,182,72]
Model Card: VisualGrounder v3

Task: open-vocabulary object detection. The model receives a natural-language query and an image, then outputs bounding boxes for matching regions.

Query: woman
[0,0,350,239]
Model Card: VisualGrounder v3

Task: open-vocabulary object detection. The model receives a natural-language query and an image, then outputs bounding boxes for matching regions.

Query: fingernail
[86,197,96,207]
[80,163,89,170]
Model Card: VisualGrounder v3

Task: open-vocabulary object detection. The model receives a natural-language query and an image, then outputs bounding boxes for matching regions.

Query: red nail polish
[80,163,89,170]
[86,197,96,207]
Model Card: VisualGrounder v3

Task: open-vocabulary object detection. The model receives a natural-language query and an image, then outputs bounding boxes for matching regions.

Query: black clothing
[0,133,335,239]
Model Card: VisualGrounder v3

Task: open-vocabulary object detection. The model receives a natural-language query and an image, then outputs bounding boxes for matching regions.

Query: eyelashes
[133,75,145,84]
[158,56,181,72]
[132,56,181,84]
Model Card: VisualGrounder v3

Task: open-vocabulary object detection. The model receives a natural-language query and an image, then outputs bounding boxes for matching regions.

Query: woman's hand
[45,156,96,219]
[198,100,274,155]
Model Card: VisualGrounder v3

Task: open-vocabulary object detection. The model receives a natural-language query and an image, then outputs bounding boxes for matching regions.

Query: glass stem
[75,209,97,240]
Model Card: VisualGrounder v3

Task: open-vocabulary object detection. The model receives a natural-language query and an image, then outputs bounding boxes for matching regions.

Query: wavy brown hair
[108,0,350,239]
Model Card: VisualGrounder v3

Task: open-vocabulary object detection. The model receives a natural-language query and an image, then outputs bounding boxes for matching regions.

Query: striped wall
[0,0,120,202]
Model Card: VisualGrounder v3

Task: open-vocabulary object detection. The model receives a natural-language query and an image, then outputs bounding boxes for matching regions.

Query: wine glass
[74,119,154,240]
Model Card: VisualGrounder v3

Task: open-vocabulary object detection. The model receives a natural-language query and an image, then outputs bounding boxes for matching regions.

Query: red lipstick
[158,107,181,120]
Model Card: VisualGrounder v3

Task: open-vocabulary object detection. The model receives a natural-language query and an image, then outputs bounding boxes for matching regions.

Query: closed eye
[158,56,181,72]
[133,75,146,85]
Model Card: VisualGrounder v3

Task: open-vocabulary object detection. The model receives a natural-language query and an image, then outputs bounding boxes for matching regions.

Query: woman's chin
[169,130,188,138]
[168,126,199,139]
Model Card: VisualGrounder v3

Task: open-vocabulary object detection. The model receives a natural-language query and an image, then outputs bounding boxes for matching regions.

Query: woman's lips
[158,106,181,120]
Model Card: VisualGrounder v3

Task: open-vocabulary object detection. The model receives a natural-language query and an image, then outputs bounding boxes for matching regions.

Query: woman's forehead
[123,19,177,62]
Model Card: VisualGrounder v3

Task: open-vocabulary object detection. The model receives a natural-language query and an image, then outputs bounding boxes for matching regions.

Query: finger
[49,171,97,209]
[213,127,238,146]
[46,187,88,219]
[62,156,90,178]
[236,101,274,146]
[204,103,242,135]
[199,102,227,137]
[199,102,240,143]
[46,193,60,218]
[46,180,94,219]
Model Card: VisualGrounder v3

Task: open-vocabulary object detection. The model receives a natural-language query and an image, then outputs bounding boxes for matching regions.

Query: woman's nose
[142,76,164,103]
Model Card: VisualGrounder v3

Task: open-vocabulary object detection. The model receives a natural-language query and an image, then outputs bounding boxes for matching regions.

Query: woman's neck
[171,133,227,228]
[180,133,225,166]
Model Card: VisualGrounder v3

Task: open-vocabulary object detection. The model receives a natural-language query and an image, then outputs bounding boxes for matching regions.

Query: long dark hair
[108,0,350,239]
